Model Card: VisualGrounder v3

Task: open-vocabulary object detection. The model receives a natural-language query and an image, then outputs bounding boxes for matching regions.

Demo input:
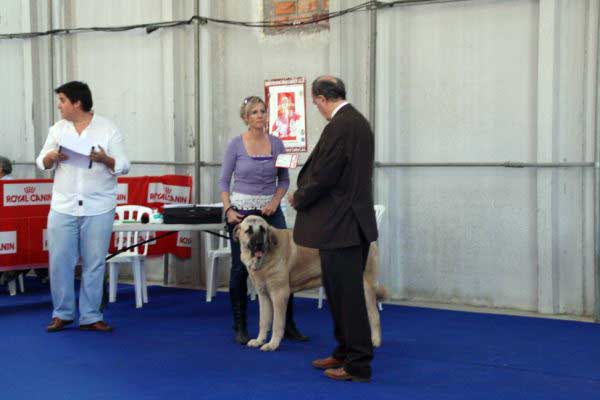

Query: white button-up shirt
[36,114,130,216]
[330,101,349,120]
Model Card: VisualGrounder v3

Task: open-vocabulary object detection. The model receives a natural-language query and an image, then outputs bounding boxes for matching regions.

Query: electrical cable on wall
[0,0,464,40]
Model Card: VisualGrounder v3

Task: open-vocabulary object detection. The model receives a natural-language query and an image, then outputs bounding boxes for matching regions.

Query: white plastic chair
[318,204,386,310]
[204,202,256,302]
[205,227,231,302]
[8,274,25,296]
[1,272,25,296]
[108,205,153,308]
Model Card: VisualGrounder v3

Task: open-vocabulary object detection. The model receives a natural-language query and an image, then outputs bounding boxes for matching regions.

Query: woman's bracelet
[224,205,235,215]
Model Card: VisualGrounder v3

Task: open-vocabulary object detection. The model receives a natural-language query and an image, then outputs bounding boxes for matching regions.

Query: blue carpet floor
[1,279,599,400]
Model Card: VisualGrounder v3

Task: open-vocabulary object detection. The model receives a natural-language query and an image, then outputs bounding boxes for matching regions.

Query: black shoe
[284,324,309,341]
[234,327,249,345]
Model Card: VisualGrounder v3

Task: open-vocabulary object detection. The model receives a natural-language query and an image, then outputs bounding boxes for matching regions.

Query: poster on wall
[264,77,307,153]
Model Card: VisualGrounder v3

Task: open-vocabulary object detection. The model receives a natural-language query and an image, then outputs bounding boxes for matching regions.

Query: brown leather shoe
[312,356,344,370]
[324,367,370,382]
[46,317,73,332]
[79,321,113,332]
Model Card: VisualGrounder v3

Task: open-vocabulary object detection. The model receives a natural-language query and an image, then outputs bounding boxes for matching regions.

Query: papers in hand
[275,153,299,168]
[59,135,95,169]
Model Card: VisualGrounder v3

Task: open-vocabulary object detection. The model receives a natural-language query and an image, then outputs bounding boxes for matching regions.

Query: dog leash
[105,229,230,261]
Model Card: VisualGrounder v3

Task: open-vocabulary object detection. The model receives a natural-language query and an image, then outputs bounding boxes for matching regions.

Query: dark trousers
[319,234,373,379]
[227,208,294,326]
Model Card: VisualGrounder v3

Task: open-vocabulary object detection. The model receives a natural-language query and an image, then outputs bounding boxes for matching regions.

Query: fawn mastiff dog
[234,215,387,351]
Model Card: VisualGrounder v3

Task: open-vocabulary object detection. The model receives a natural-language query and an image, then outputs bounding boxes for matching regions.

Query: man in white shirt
[36,81,129,332]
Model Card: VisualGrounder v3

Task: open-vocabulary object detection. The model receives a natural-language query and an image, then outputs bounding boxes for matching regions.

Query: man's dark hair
[0,156,12,175]
[54,81,93,112]
[311,76,346,101]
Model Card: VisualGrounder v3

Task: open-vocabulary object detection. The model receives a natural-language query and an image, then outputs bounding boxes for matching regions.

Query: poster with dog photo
[264,77,307,153]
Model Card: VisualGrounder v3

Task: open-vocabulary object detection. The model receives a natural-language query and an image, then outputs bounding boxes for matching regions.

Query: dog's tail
[365,242,390,301]
[375,284,389,301]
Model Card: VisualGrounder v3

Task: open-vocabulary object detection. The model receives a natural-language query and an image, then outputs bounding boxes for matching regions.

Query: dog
[234,215,387,351]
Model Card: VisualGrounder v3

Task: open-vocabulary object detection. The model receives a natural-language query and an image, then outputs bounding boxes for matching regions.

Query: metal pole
[369,0,378,199]
[381,0,474,9]
[595,160,600,322]
[194,0,201,205]
[12,160,597,168]
[369,2,377,130]
[14,161,195,166]
[375,162,595,168]
[48,0,55,126]
[594,2,600,323]
[193,0,203,289]
[38,0,55,180]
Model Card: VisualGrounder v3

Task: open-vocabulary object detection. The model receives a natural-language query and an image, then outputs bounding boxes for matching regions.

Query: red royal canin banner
[0,175,193,270]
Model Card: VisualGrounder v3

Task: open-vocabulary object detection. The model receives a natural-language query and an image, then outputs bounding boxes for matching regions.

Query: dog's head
[233,215,278,271]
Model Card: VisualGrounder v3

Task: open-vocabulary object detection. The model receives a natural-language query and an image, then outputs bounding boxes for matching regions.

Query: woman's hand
[226,208,244,224]
[261,198,280,216]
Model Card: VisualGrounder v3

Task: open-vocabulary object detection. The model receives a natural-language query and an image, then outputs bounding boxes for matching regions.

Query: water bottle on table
[150,209,163,224]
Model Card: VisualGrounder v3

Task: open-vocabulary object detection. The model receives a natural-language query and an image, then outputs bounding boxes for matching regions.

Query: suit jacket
[293,104,378,249]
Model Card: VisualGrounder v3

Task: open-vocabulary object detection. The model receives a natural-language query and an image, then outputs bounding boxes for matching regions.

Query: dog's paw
[371,335,381,348]
[247,339,264,348]
[260,342,279,351]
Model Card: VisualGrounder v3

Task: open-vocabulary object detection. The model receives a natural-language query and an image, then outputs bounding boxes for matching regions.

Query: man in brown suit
[289,76,378,382]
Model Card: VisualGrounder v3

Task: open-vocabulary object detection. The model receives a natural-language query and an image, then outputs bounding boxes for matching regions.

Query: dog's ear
[233,224,241,242]
[267,226,278,248]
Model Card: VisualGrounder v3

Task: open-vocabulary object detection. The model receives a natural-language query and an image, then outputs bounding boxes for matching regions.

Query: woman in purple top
[219,96,308,345]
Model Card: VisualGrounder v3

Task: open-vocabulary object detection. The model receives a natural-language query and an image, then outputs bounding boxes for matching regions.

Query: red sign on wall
[0,175,193,270]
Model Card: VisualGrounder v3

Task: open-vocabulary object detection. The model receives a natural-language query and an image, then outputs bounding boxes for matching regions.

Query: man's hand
[90,145,108,164]
[90,145,116,171]
[287,191,296,209]
[43,149,67,169]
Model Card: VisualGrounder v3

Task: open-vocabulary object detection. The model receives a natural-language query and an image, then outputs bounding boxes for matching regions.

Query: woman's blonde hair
[240,96,266,122]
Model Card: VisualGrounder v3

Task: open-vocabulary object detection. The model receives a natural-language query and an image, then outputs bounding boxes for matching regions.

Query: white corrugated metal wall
[196,0,372,288]
[375,0,598,317]
[0,0,598,317]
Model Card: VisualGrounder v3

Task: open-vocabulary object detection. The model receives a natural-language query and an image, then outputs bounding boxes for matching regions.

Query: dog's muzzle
[248,235,265,259]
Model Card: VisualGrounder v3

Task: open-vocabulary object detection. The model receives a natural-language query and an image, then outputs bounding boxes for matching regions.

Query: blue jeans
[47,209,115,324]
